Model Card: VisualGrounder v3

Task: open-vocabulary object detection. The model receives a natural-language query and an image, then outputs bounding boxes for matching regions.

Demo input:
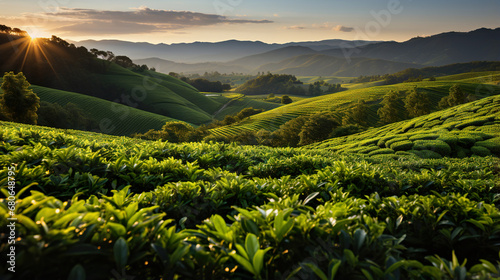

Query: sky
[1,0,499,44]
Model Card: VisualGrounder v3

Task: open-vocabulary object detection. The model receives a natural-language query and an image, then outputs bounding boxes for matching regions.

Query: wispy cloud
[285,25,306,30]
[333,25,354,32]
[9,7,273,36]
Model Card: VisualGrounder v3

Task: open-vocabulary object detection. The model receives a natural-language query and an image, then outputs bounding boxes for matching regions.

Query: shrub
[390,140,414,151]
[368,148,394,156]
[409,134,439,141]
[437,134,459,146]
[455,147,471,158]
[408,149,443,159]
[385,136,408,148]
[377,135,397,147]
[475,137,500,155]
[471,145,492,156]
[413,140,452,156]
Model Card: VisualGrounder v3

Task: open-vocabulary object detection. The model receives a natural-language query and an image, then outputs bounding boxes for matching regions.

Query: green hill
[210,73,500,137]
[0,33,223,125]
[309,94,500,158]
[0,82,179,136]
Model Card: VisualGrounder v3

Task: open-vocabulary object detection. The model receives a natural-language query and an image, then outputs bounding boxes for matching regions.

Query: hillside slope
[0,83,178,136]
[0,33,222,125]
[309,94,500,159]
[210,72,500,137]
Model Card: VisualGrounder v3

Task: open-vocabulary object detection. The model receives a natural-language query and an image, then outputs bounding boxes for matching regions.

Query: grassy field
[1,118,499,279]
[210,72,500,137]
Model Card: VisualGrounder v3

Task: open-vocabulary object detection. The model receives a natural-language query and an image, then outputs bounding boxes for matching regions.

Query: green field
[210,72,500,137]
[1,116,500,279]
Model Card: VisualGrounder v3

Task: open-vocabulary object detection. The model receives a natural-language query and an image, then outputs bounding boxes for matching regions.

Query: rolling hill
[209,72,500,137]
[0,80,179,136]
[0,32,225,125]
[309,94,500,159]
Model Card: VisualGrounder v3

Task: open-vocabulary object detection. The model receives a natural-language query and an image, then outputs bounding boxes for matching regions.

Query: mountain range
[76,39,381,63]
[83,27,500,77]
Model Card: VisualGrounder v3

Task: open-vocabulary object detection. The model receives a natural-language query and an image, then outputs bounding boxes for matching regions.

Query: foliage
[404,87,431,118]
[298,113,340,146]
[439,84,470,109]
[0,72,40,124]
[281,95,293,104]
[237,74,305,95]
[0,122,500,279]
[377,90,403,124]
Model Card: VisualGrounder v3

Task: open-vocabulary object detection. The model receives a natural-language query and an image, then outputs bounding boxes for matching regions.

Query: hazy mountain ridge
[77,39,380,63]
[130,28,500,76]
[320,27,500,66]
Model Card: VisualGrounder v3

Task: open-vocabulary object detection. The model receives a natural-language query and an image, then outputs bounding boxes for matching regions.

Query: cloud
[333,25,354,32]
[21,7,273,36]
[285,25,306,30]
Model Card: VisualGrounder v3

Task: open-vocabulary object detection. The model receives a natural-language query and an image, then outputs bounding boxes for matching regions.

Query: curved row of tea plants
[1,123,500,279]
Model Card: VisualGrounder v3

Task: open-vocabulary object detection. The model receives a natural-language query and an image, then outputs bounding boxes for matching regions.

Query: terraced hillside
[309,94,500,159]
[87,65,221,124]
[210,72,500,137]
[28,85,178,136]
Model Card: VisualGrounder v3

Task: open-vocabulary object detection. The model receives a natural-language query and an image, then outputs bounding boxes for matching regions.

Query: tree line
[132,84,475,147]
[169,72,231,92]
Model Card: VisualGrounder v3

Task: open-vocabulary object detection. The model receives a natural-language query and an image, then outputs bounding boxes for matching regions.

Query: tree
[0,72,40,124]
[439,84,469,109]
[405,87,431,118]
[161,121,195,143]
[281,95,293,104]
[298,112,339,146]
[113,56,134,68]
[274,116,308,147]
[236,107,264,120]
[377,90,402,124]
[343,100,369,127]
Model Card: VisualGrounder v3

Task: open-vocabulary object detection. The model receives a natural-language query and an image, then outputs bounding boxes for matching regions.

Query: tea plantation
[1,104,500,279]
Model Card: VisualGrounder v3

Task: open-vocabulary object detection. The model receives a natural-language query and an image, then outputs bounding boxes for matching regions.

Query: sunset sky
[1,0,499,44]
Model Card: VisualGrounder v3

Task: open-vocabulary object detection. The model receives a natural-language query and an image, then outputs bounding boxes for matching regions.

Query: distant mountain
[320,27,500,66]
[255,54,421,76]
[229,46,318,70]
[102,27,500,77]
[133,57,249,75]
[77,39,379,63]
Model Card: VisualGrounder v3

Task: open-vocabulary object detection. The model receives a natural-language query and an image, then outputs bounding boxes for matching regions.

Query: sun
[27,30,44,41]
